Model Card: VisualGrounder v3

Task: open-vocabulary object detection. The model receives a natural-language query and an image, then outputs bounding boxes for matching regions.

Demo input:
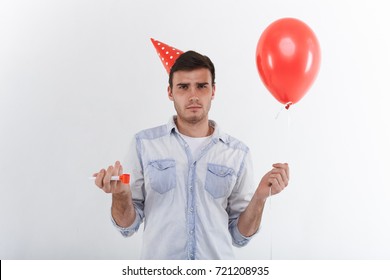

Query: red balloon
[256,18,320,108]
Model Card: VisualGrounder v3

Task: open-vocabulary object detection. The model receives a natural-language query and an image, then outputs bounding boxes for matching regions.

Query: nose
[189,87,199,102]
[189,95,199,102]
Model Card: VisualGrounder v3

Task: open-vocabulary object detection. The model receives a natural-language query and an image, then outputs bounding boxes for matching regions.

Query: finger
[273,167,288,186]
[281,168,289,186]
[268,178,280,195]
[95,169,105,188]
[111,161,122,189]
[103,165,114,191]
[272,163,289,183]
[119,163,123,176]
[283,163,289,180]
[270,172,288,195]
[114,161,121,174]
[270,173,284,189]
[272,163,288,168]
[272,163,288,171]
[280,163,289,177]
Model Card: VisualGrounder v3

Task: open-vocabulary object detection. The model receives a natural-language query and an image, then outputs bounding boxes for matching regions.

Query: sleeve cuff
[111,209,142,237]
[229,218,260,247]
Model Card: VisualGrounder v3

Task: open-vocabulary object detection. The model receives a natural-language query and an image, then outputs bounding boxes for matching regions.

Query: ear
[168,85,174,101]
[211,84,216,100]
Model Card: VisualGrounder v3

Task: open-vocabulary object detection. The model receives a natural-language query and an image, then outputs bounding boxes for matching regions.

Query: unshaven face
[168,68,215,125]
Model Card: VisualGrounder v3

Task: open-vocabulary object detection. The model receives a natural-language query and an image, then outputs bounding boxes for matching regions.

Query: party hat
[150,38,184,74]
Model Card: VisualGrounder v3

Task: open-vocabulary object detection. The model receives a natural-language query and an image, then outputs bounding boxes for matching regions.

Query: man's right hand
[94,160,136,228]
[93,160,130,194]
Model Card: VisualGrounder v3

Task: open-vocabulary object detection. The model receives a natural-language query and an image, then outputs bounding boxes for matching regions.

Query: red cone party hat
[150,38,183,74]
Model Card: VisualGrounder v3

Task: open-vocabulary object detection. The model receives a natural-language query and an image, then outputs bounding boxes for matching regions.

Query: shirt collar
[168,115,229,144]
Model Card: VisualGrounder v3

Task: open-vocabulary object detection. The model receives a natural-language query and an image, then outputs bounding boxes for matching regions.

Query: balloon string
[269,105,292,260]
[275,102,292,120]
[287,107,291,163]
[274,105,284,120]
[268,186,272,260]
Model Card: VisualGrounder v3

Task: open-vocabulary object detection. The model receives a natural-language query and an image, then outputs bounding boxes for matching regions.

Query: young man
[94,51,289,259]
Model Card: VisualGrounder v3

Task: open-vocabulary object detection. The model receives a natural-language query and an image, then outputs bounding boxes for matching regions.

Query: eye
[178,84,188,90]
[197,83,208,89]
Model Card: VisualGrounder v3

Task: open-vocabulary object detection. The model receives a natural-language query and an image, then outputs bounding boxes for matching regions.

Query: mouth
[186,105,202,110]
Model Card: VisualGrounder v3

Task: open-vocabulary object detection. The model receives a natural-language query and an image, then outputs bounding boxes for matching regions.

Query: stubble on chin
[174,100,211,126]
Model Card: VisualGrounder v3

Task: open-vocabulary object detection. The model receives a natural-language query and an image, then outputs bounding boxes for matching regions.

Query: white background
[1,0,389,260]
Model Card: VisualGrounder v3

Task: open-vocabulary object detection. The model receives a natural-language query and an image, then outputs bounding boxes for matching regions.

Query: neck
[175,116,213,138]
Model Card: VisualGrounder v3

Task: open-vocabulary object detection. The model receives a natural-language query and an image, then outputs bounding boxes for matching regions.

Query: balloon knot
[285,102,293,110]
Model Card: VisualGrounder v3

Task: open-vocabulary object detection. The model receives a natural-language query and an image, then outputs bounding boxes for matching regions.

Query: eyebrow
[175,82,210,87]
[176,83,190,87]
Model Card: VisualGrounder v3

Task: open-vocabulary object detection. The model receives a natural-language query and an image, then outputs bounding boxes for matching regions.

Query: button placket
[187,161,196,260]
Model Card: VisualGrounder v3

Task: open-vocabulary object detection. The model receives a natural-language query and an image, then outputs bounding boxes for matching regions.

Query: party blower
[89,174,130,184]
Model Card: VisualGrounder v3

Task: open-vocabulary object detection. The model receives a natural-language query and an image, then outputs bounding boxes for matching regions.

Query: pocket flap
[207,163,234,177]
[149,159,176,171]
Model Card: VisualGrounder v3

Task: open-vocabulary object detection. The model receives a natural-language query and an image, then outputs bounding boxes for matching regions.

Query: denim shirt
[112,116,256,259]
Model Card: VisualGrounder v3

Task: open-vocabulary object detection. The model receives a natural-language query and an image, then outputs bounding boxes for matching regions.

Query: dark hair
[169,50,215,88]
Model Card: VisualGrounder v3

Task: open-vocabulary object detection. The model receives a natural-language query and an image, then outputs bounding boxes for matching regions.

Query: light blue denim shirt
[112,116,256,259]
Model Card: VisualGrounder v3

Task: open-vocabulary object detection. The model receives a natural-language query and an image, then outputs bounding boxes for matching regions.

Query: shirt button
[190,207,193,212]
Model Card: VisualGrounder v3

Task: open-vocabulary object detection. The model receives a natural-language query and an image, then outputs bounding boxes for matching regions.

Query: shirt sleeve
[227,149,258,247]
[112,135,145,237]
[228,217,255,247]
[111,209,142,237]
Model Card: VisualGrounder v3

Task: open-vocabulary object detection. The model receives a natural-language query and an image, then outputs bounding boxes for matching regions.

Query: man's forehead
[172,68,212,83]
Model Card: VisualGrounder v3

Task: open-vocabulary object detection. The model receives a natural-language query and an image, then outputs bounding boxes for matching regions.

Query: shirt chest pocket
[205,163,235,199]
[148,159,176,194]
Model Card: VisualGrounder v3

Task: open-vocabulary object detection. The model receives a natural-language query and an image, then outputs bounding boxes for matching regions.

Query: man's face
[168,68,215,125]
